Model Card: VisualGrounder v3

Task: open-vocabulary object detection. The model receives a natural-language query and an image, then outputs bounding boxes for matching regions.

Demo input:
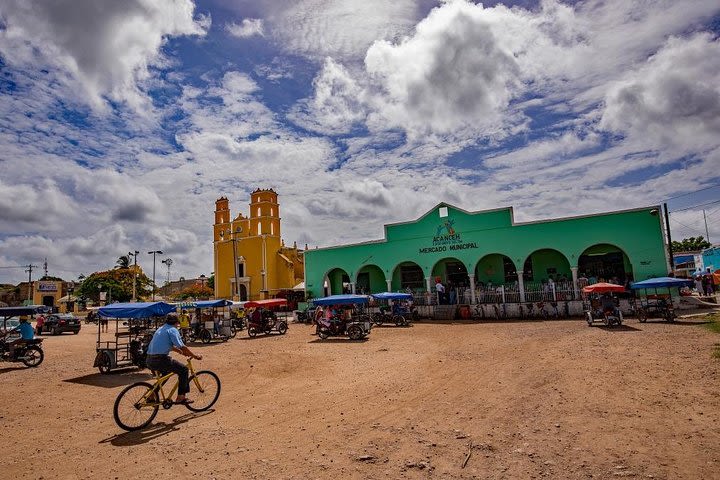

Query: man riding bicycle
[146,315,202,405]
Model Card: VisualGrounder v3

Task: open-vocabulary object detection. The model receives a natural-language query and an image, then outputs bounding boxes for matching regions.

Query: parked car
[42,314,81,335]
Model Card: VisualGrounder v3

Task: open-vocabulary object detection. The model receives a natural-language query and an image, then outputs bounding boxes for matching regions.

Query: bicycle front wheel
[186,371,221,412]
[113,382,159,431]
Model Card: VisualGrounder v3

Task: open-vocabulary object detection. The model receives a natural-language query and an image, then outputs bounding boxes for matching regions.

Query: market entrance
[356,264,385,294]
[325,268,350,295]
[578,244,633,283]
[431,257,468,304]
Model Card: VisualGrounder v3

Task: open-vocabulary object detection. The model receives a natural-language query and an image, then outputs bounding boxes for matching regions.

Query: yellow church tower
[213,189,304,301]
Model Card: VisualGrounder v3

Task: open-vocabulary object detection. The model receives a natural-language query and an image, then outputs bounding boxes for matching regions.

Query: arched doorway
[356,264,385,294]
[325,268,351,295]
[390,261,425,293]
[432,257,468,304]
[522,249,572,283]
[474,254,518,303]
[579,244,633,283]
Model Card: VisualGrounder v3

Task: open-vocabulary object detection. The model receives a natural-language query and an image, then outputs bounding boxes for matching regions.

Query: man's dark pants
[146,354,189,395]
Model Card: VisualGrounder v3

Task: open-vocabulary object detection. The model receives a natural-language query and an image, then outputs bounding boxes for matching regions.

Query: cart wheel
[113,382,159,431]
[200,329,212,344]
[637,308,647,323]
[602,315,610,326]
[585,312,593,326]
[21,345,44,367]
[347,324,364,341]
[665,311,676,322]
[248,327,257,338]
[98,352,112,374]
[186,370,221,412]
[317,328,329,340]
[277,322,288,335]
[52,327,60,336]
[392,315,405,327]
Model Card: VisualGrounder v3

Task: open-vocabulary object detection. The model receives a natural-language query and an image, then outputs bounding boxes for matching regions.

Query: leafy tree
[76,267,153,303]
[672,236,711,252]
[206,273,215,290]
[116,255,131,269]
[174,284,213,301]
[39,275,63,281]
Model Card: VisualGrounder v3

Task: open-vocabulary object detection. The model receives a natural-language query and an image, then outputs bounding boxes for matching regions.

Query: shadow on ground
[100,410,214,446]
[64,371,152,388]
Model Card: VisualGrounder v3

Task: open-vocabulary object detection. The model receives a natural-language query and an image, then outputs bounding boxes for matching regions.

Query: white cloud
[226,18,264,38]
[0,0,209,112]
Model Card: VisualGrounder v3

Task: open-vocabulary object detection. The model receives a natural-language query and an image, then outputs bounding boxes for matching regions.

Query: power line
[669,199,720,213]
[664,183,720,202]
[670,217,708,235]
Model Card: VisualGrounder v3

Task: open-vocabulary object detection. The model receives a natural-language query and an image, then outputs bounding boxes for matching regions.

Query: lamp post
[128,250,139,302]
[148,250,164,301]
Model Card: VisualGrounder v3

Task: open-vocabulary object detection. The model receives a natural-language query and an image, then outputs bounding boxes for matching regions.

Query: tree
[174,284,213,301]
[207,273,215,290]
[116,255,131,269]
[672,236,711,252]
[76,268,153,303]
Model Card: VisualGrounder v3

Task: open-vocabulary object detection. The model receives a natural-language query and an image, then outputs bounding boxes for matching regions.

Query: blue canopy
[311,294,370,306]
[371,292,413,301]
[630,277,694,289]
[98,302,177,319]
[176,299,233,309]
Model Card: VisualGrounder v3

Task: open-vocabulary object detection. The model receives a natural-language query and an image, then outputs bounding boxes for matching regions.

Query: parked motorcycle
[0,336,44,367]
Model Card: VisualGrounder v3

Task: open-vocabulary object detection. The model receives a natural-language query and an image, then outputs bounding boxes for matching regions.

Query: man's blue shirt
[18,322,34,340]
[147,323,185,355]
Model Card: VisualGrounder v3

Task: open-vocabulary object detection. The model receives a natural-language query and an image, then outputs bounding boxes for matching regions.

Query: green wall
[304,204,668,298]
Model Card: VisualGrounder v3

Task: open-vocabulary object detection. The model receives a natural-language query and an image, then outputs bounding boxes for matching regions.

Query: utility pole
[703,210,710,243]
[664,203,673,274]
[25,263,37,301]
[43,258,48,278]
[129,251,139,302]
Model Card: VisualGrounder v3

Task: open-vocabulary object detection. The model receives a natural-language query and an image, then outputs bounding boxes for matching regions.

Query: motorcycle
[0,335,44,367]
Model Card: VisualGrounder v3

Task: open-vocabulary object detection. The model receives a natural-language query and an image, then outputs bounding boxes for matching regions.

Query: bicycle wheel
[186,371,221,412]
[113,382,159,431]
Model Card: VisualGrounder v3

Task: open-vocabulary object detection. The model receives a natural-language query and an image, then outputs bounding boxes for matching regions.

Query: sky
[0,0,719,284]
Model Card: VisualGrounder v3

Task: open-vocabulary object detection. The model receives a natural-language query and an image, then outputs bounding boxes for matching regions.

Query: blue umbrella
[371,292,413,301]
[630,277,694,289]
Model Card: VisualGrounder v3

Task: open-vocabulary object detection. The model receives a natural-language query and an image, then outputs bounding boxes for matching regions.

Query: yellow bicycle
[113,357,220,431]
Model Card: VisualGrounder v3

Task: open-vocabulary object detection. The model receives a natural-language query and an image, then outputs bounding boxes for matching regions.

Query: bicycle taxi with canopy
[181,299,236,343]
[95,301,176,374]
[244,298,289,337]
[370,292,415,326]
[630,277,694,322]
[312,294,373,340]
[581,282,625,327]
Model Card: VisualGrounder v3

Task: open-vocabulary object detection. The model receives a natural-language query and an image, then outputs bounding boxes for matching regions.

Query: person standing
[35,314,45,335]
[435,279,446,305]
[145,316,202,405]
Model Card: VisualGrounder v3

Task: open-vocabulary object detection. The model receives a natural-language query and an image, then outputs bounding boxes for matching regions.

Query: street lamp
[128,250,139,302]
[148,250,164,301]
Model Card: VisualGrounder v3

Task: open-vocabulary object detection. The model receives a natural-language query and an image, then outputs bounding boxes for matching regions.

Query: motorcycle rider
[4,316,36,357]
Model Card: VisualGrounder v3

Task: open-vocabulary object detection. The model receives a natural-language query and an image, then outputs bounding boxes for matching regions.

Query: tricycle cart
[630,277,694,322]
[182,299,236,344]
[312,294,373,340]
[245,298,289,337]
[370,292,415,326]
[581,283,625,327]
[95,302,176,374]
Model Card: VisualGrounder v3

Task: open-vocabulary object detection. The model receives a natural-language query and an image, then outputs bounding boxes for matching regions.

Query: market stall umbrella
[630,277,694,289]
[371,292,414,301]
[582,283,626,294]
[98,301,177,319]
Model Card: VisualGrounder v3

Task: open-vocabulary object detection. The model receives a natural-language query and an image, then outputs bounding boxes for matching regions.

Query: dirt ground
[1,313,720,480]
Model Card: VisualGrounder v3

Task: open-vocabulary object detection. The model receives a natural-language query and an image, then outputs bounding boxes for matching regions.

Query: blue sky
[0,0,719,284]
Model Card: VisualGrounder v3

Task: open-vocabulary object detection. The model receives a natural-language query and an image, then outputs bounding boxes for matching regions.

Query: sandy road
[1,314,719,479]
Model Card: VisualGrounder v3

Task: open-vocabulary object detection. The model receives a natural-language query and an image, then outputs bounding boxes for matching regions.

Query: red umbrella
[582,282,626,293]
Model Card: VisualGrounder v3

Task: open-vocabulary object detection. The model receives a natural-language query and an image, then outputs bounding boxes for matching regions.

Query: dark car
[42,314,81,335]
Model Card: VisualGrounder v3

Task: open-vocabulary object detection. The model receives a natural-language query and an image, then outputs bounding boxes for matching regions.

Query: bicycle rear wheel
[113,382,159,431]
[186,370,221,412]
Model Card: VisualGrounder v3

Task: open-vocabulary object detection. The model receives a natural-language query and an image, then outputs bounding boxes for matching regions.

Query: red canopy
[244,298,288,308]
[582,282,626,293]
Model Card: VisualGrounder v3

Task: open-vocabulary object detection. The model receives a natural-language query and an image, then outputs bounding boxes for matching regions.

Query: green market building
[303,204,669,304]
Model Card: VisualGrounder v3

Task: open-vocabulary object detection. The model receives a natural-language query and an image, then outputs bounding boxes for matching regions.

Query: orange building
[213,189,304,301]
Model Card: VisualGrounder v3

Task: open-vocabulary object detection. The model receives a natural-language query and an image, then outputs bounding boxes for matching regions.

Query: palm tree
[116,255,131,269]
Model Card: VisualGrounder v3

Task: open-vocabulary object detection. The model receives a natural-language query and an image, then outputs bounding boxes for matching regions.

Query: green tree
[76,267,153,303]
[206,273,215,290]
[116,255,131,269]
[672,236,711,252]
[174,284,213,301]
